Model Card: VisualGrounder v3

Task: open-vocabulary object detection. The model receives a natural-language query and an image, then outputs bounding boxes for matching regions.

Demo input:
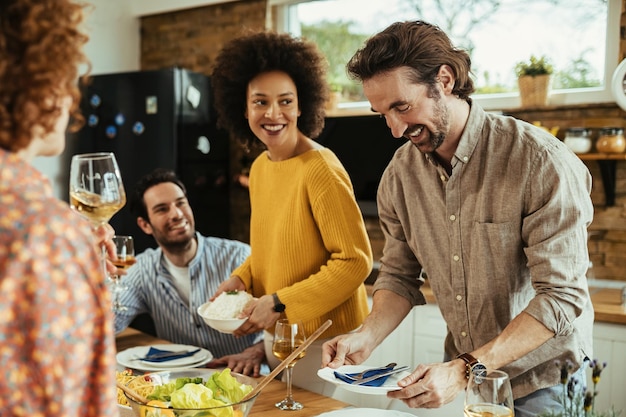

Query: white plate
[317,365,411,395]
[116,344,213,372]
[315,408,416,417]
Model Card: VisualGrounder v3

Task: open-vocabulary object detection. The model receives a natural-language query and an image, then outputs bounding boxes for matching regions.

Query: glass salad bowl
[123,368,259,417]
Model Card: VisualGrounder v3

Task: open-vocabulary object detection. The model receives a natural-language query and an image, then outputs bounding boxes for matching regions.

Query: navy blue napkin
[334,364,396,387]
[141,347,200,363]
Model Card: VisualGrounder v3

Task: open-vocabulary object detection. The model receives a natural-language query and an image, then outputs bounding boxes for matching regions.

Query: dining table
[115,327,351,417]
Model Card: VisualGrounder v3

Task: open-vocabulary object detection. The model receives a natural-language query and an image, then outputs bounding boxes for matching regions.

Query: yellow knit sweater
[232,148,372,338]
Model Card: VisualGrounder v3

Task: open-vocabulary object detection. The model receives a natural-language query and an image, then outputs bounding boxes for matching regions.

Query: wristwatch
[457,352,487,380]
[272,293,286,313]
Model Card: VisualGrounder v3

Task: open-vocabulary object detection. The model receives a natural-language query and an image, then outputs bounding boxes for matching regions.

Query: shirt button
[449,214,456,221]
[440,175,446,182]
[456,294,462,301]
[461,331,467,337]
[463,156,469,162]
[453,255,460,261]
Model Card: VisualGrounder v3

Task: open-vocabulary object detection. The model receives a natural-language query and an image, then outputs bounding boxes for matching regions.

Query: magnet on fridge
[105,125,117,139]
[146,96,158,114]
[186,85,201,109]
[87,114,99,127]
[90,94,101,108]
[115,113,125,126]
[132,122,145,136]
[196,136,210,154]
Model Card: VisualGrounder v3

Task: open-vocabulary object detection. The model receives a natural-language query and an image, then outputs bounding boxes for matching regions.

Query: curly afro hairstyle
[211,30,329,150]
[0,0,90,152]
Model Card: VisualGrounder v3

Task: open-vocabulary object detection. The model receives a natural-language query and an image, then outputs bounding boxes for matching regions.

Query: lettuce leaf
[170,383,222,408]
[204,369,253,404]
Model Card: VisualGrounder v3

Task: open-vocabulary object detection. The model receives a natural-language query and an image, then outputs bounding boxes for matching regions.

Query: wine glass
[272,319,306,410]
[69,152,126,276]
[464,369,515,417]
[109,235,136,312]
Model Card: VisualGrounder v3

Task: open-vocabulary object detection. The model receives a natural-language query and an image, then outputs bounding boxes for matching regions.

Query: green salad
[145,369,253,417]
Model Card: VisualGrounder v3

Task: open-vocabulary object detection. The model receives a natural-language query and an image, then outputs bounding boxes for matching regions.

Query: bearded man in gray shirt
[322,20,594,417]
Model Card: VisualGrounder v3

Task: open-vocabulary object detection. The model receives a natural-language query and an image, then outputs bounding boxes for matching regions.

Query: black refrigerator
[74,68,230,253]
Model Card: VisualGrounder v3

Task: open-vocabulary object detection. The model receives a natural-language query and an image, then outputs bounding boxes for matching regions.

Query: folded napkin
[334,364,397,387]
[141,346,200,363]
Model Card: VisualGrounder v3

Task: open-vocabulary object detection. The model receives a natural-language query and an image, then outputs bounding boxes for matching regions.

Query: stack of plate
[116,343,213,372]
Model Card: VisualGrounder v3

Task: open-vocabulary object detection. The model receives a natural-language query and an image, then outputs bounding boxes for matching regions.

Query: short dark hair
[347,20,474,100]
[211,30,329,150]
[129,168,186,220]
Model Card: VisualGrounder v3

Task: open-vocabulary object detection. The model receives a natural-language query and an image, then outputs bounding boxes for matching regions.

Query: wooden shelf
[575,153,626,206]
[576,153,626,160]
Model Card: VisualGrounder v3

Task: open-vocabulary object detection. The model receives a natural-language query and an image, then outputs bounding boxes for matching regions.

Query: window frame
[267,0,621,112]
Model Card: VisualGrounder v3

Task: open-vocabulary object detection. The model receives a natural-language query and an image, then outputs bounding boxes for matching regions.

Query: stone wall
[140,0,626,283]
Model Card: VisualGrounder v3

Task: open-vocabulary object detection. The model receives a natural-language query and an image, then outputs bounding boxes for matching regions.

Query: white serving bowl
[197,302,247,334]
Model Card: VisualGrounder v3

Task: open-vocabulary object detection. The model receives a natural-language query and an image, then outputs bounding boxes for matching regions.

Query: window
[268,0,620,112]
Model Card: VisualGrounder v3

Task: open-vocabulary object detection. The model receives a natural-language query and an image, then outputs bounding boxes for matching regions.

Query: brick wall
[140,0,265,242]
[140,0,626,283]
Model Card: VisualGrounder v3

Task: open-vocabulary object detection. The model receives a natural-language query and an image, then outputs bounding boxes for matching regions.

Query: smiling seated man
[114,168,266,377]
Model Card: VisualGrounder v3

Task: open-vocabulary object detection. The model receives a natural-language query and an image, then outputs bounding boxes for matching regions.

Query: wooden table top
[115,328,350,417]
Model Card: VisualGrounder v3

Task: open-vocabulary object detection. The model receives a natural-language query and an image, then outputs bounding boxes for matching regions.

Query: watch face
[471,363,488,384]
[273,303,286,313]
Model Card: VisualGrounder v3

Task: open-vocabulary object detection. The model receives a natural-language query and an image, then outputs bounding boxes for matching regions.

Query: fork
[339,362,397,381]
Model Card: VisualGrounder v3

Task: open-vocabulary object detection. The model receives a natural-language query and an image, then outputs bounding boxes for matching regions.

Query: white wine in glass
[109,235,136,312]
[69,152,126,276]
[272,319,306,411]
[464,369,515,417]
[69,152,126,226]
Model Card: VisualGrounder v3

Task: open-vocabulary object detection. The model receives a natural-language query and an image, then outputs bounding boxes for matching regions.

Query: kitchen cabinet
[577,153,626,206]
[590,322,626,414]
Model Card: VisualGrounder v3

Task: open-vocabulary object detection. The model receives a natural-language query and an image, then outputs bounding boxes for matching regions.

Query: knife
[351,365,410,385]
[132,348,201,361]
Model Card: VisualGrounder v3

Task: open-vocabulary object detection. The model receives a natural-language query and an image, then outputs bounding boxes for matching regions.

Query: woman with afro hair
[211,30,373,397]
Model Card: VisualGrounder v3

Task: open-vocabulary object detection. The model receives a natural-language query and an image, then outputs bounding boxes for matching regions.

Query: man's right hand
[321,330,376,369]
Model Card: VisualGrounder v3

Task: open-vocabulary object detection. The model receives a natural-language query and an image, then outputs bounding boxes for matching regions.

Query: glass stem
[100,243,108,279]
[285,365,295,402]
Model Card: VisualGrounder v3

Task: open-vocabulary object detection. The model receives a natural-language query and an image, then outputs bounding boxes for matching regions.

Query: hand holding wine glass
[272,319,306,410]
[464,369,515,417]
[109,235,136,312]
[69,152,126,276]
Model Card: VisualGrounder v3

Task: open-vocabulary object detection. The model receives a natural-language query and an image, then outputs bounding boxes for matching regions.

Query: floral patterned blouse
[0,149,118,416]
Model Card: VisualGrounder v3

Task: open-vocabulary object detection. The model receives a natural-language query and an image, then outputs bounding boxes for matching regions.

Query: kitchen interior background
[37,0,626,284]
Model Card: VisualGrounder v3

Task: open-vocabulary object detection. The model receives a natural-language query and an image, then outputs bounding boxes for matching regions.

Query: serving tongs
[117,381,149,405]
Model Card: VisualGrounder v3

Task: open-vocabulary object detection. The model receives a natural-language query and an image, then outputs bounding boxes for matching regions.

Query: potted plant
[325,83,343,112]
[515,55,554,108]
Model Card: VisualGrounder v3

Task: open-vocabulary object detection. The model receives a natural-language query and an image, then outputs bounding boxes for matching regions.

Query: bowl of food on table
[121,368,258,417]
[197,290,254,334]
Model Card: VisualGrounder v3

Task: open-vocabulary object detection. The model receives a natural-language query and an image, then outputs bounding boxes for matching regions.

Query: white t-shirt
[164,256,191,304]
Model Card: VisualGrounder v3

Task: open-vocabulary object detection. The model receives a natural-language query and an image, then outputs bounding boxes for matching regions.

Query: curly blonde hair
[0,0,90,152]
[211,30,329,151]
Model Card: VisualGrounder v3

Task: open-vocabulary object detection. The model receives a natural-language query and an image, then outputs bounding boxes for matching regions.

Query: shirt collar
[452,101,485,166]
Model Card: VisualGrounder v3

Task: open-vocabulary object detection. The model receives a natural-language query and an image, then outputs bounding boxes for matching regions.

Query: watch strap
[456,352,481,379]
[272,293,286,313]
